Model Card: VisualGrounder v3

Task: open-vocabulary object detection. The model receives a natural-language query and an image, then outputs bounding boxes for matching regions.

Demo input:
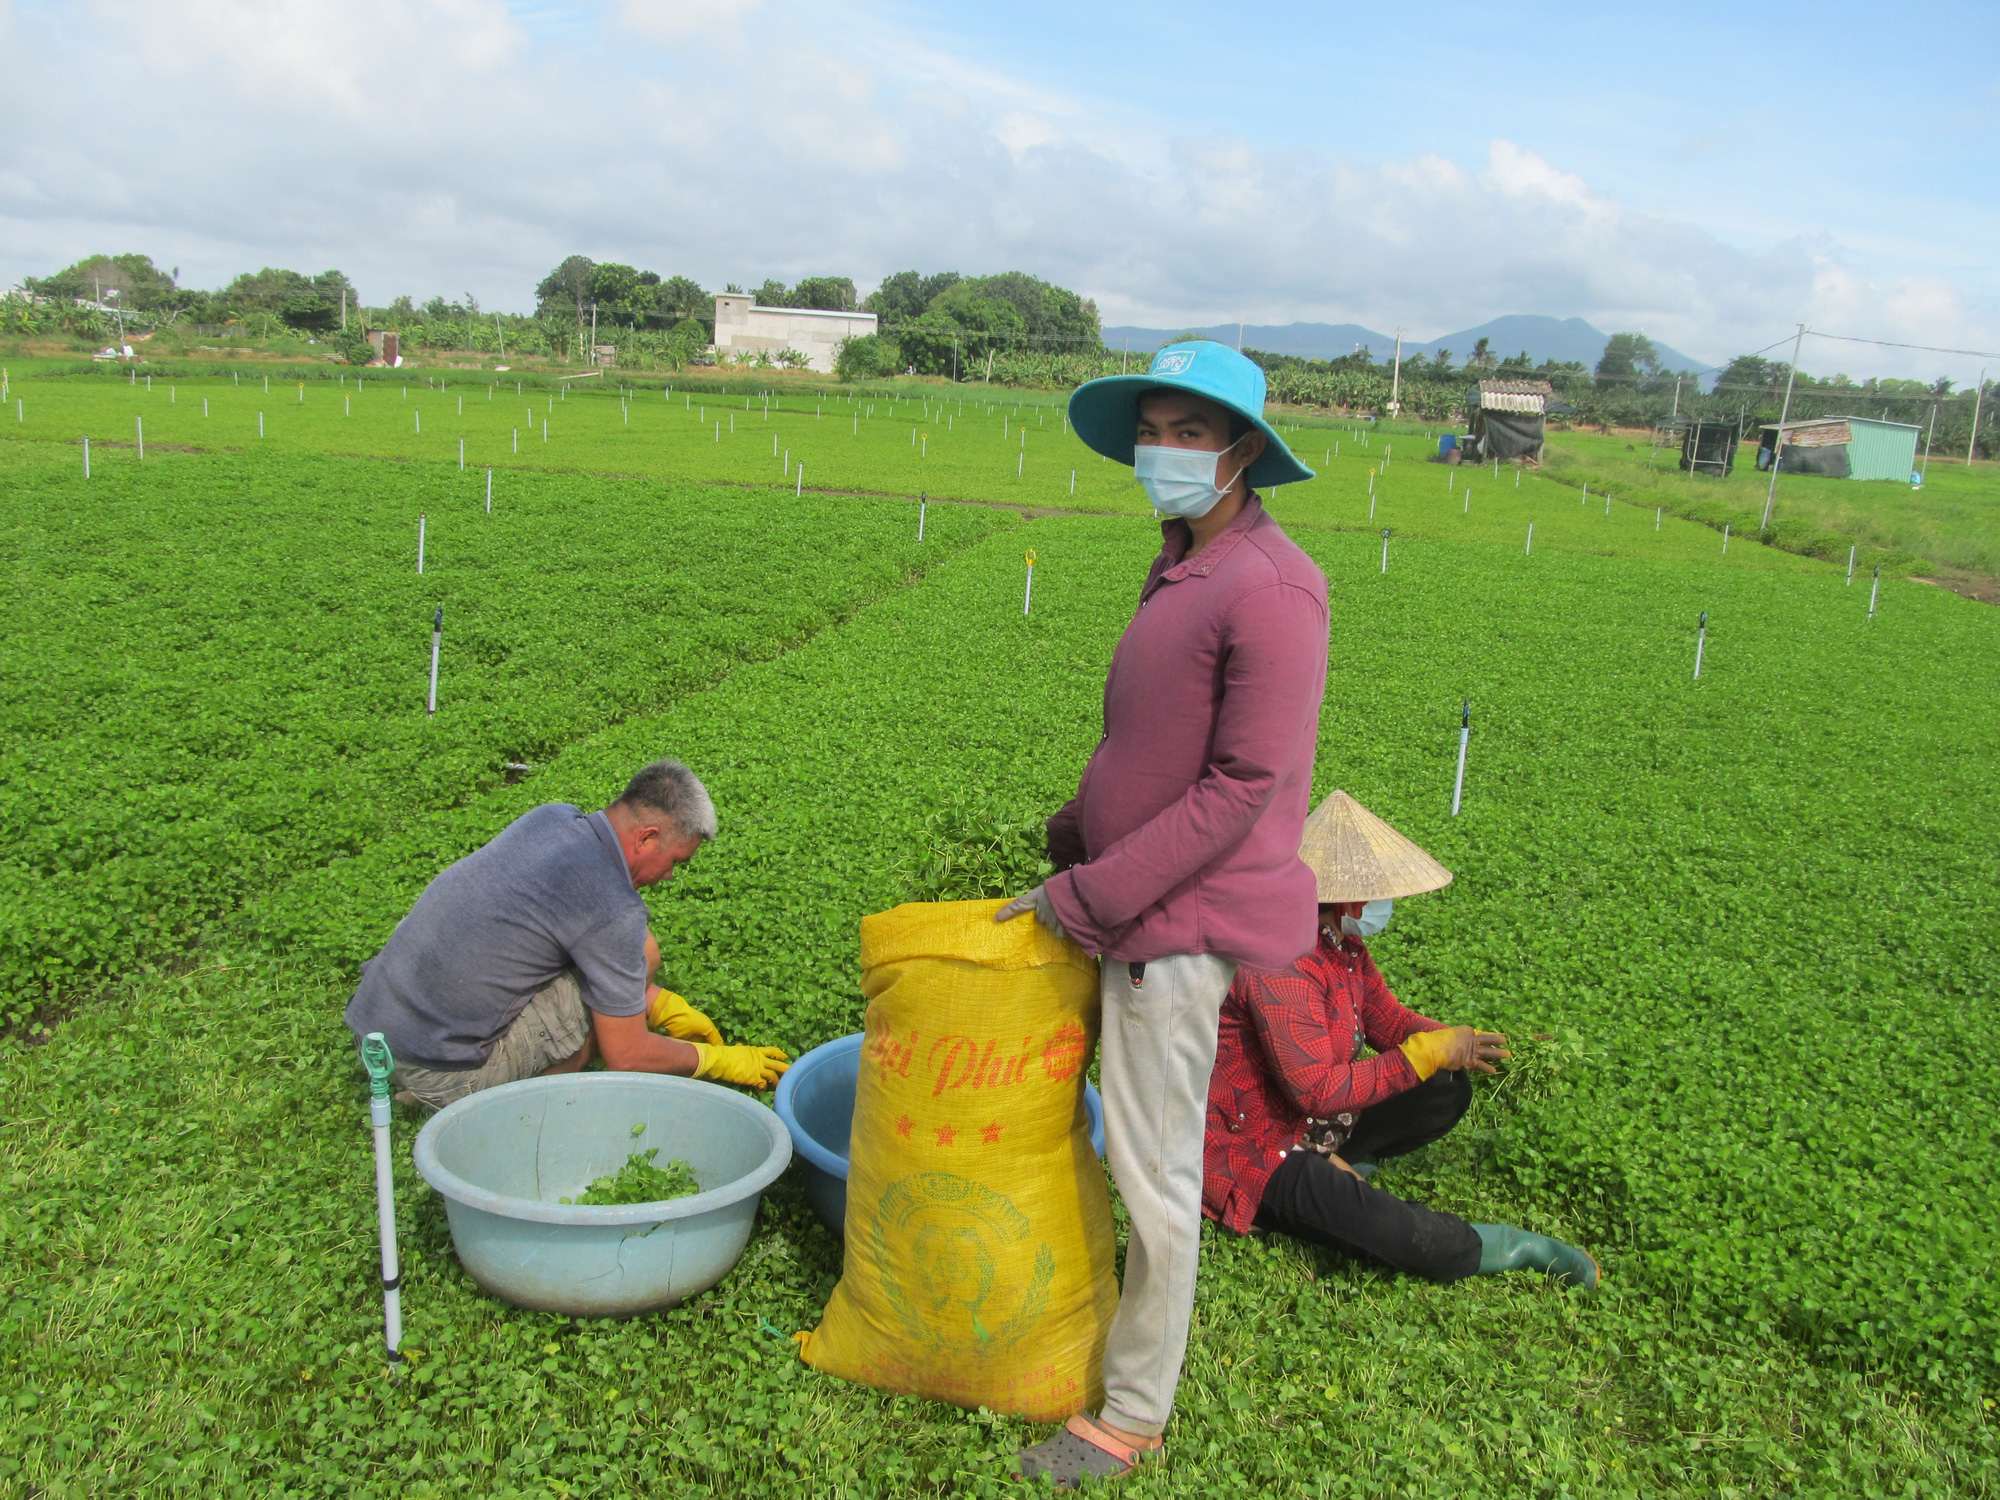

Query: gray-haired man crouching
[344,758,789,1105]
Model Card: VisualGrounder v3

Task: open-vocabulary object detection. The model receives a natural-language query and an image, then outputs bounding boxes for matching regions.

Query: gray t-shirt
[344,804,649,1069]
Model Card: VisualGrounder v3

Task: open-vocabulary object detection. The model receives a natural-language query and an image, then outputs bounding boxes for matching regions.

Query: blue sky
[5,0,1995,379]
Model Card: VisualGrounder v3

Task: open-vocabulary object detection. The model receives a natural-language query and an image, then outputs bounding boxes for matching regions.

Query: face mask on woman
[1133,433,1248,519]
[1339,899,1393,939]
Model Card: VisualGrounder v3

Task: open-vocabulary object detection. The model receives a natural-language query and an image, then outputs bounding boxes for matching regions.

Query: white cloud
[2,0,1991,380]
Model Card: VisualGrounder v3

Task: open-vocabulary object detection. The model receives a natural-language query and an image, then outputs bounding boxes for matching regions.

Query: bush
[834,333,900,382]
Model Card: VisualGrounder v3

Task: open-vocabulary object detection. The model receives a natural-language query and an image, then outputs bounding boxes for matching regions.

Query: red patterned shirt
[1202,927,1443,1232]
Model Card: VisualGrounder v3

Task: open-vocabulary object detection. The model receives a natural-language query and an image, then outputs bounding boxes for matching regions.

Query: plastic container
[413,1072,790,1317]
[1438,433,1458,455]
[774,1032,1106,1238]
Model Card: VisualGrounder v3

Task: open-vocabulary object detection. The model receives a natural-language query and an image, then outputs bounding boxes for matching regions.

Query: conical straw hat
[1298,790,1453,902]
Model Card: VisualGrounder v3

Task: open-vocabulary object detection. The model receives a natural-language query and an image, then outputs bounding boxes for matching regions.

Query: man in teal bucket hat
[1000,340,1330,1486]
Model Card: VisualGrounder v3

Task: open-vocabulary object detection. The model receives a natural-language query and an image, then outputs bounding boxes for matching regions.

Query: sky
[4,0,1997,381]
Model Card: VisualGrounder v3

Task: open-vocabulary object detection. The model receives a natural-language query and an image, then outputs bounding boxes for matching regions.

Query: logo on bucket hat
[1150,349,1196,376]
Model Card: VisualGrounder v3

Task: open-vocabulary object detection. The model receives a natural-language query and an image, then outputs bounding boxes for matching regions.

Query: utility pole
[1236,318,1243,352]
[1671,375,1681,422]
[1762,323,1806,531]
[1388,328,1404,418]
[341,287,348,331]
[590,302,598,366]
[1968,369,1987,467]
[1922,403,1937,477]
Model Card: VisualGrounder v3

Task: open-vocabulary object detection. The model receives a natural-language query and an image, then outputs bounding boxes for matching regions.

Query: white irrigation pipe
[1525,522,1533,555]
[1868,567,1881,621]
[918,493,926,541]
[360,1034,404,1378]
[1723,524,1731,554]
[1023,550,1036,615]
[417,515,426,574]
[1846,545,1856,584]
[428,608,443,715]
[1451,701,1470,817]
[136,416,143,461]
[1694,612,1707,680]
[82,437,90,477]
[796,466,803,497]
[1380,528,1391,573]
[486,469,493,514]
[458,438,464,471]
[259,412,264,438]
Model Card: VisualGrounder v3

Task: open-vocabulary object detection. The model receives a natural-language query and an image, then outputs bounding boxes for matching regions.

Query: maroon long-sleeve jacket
[1043,495,1329,968]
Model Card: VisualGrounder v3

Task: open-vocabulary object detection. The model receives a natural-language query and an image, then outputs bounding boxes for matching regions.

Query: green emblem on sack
[873,1172,1054,1355]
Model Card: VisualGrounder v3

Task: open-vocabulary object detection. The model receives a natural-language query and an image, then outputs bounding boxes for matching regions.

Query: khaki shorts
[391,969,592,1110]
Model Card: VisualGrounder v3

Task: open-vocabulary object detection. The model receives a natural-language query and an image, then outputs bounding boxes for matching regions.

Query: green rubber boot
[1471,1224,1599,1290]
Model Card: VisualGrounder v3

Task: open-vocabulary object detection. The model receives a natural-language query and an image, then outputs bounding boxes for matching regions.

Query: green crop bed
[2,416,1996,1498]
[0,440,1008,1027]
[5,368,1936,585]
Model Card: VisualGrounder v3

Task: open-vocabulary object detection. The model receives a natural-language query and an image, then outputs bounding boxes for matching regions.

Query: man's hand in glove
[994,884,1069,942]
[645,987,725,1047]
[691,1043,791,1090]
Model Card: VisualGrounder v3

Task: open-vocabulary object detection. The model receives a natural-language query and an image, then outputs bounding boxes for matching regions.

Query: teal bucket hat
[1068,340,1314,489]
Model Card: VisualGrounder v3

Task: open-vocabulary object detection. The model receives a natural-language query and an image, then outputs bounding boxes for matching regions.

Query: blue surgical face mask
[1133,433,1248,519]
[1340,899,1393,939]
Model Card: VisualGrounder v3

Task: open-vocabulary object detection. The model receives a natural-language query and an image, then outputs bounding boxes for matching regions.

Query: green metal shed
[1757,416,1920,481]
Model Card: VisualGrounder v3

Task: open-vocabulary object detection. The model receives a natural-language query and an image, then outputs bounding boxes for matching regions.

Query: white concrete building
[711,295,877,373]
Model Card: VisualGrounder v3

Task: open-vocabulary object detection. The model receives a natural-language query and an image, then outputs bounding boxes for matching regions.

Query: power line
[1808,330,2000,361]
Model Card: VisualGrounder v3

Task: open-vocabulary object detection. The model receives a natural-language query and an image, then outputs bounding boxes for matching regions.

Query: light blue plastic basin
[413,1072,790,1317]
[774,1032,1105,1238]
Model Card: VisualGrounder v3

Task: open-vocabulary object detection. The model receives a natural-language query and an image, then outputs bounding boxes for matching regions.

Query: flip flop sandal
[1016,1415,1155,1488]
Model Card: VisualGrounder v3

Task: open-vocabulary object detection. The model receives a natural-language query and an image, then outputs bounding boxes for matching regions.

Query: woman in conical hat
[1200,791,1598,1288]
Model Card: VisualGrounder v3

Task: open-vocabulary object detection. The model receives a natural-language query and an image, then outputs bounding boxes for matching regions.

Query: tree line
[6,252,1991,454]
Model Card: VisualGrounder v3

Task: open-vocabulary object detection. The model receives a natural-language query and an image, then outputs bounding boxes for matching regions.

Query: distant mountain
[1101,322,1398,361]
[1100,314,1709,378]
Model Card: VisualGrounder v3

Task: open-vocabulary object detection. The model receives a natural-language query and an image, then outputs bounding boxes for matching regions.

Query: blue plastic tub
[413,1072,790,1317]
[774,1032,1106,1238]
[1438,433,1458,455]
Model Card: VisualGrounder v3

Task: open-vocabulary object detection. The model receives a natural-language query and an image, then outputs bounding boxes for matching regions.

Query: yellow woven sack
[797,898,1117,1420]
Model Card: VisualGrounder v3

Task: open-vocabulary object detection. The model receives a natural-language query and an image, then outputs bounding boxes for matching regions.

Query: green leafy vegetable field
[0,441,1007,1028]
[1,377,1996,1497]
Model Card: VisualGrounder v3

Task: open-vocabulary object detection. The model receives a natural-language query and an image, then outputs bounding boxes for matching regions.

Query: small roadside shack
[1463,379,1557,465]
[1757,416,1919,480]
[1676,418,1741,476]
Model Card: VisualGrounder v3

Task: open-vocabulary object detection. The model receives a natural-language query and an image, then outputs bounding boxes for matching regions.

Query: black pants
[1252,1071,1482,1283]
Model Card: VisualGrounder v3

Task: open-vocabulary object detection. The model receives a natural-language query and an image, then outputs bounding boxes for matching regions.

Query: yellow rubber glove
[691,1043,791,1090]
[1399,1028,1458,1081]
[645,988,724,1047]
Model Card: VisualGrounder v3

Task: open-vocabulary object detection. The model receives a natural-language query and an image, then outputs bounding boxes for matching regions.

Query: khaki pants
[1096,951,1237,1437]
[389,969,592,1109]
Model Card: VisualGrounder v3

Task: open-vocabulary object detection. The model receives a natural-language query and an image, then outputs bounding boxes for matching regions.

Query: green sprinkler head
[362,1032,395,1102]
